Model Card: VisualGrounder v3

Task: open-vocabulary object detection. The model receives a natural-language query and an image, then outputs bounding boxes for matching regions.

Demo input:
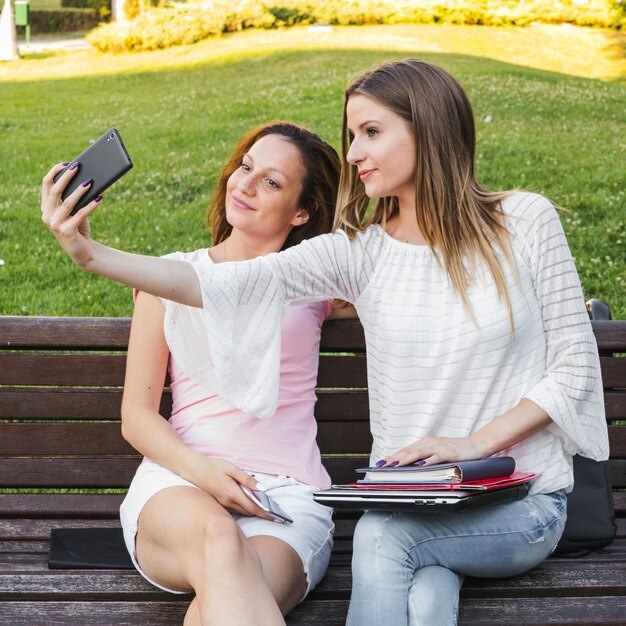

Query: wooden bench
[1,314,625,625]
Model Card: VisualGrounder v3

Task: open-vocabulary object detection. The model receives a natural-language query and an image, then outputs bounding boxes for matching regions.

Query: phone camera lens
[110,134,115,139]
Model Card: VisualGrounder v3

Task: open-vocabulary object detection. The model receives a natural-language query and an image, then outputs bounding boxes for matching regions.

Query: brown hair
[335,59,516,324]
[208,122,341,250]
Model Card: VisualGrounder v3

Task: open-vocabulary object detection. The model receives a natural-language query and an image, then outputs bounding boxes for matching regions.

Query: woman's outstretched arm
[41,162,201,307]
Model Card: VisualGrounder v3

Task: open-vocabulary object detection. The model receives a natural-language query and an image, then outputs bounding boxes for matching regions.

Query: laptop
[313,482,530,513]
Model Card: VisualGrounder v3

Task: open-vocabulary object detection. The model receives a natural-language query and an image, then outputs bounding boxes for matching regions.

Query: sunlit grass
[0,25,624,318]
[2,23,626,82]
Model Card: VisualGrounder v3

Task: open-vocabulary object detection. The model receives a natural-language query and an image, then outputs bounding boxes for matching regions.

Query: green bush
[87,0,624,53]
[29,7,101,33]
[61,0,111,20]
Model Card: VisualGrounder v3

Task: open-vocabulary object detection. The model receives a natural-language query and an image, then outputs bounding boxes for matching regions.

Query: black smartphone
[53,128,133,215]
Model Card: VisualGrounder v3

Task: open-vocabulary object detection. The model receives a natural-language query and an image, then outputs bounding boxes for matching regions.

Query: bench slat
[0,456,369,489]
[0,317,131,350]
[0,388,370,421]
[1,555,625,597]
[0,456,623,491]
[0,317,368,353]
[0,495,125,518]
[600,357,626,389]
[1,597,624,626]
[0,421,372,456]
[0,353,368,389]
[0,601,189,625]
[591,320,626,351]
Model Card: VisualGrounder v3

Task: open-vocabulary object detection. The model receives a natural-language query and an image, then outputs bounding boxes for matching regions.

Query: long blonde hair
[335,59,517,325]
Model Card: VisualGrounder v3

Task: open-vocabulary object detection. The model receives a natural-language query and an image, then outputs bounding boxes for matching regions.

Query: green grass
[0,25,624,318]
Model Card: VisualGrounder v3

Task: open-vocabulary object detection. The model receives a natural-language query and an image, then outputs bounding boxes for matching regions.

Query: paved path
[18,38,90,53]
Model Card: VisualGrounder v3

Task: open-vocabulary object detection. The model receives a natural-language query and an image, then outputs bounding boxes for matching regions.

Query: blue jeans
[346,491,566,626]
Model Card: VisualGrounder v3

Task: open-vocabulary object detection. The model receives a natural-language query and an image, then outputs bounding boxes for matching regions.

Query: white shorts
[119,462,335,598]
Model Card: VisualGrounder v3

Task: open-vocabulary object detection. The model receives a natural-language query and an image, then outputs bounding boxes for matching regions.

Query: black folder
[49,527,134,569]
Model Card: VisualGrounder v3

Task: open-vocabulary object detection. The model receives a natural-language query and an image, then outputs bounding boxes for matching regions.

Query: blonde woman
[42,60,608,626]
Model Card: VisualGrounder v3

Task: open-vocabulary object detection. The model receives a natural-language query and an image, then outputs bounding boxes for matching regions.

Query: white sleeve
[163,229,377,418]
[514,194,609,460]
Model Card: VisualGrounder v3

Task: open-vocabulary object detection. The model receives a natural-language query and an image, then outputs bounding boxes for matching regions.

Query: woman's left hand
[378,435,488,468]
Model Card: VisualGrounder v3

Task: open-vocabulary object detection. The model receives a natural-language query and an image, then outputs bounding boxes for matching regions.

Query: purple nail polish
[375,460,386,467]
[82,179,93,187]
[390,461,400,467]
[417,460,426,466]
[69,162,79,170]
[95,194,103,203]
[62,161,70,166]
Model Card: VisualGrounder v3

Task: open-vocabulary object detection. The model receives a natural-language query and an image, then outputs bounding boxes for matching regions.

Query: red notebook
[334,472,540,491]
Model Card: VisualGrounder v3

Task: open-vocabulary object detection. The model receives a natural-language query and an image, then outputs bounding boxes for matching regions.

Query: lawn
[0,24,624,317]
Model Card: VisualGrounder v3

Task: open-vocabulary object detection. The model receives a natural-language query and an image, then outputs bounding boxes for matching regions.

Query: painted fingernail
[82,179,93,187]
[417,460,426,466]
[390,461,400,467]
[95,194,103,203]
[62,161,70,166]
[375,460,386,467]
[69,162,79,170]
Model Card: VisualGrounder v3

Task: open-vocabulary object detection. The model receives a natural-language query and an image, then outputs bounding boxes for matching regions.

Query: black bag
[553,455,616,556]
[552,300,617,557]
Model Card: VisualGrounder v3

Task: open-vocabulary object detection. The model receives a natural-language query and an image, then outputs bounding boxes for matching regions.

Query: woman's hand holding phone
[189,455,276,522]
[41,161,103,270]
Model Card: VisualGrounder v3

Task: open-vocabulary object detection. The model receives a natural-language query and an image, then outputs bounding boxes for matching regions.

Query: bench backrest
[0,317,624,514]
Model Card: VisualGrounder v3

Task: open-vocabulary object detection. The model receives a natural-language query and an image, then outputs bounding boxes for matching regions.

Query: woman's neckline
[373,224,432,250]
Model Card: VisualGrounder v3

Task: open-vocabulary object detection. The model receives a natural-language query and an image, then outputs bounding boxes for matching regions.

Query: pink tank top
[150,248,331,489]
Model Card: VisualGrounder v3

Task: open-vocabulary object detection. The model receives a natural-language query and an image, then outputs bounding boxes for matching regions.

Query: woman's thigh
[135,485,234,592]
[354,491,567,578]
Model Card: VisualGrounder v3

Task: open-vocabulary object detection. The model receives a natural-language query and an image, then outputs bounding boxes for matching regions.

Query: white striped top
[164,192,609,495]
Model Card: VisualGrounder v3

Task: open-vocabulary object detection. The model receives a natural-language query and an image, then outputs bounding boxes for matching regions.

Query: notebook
[49,528,134,569]
[312,481,531,513]
[357,456,516,484]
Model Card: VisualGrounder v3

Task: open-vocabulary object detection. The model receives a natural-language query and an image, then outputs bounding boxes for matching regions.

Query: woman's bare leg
[249,536,307,614]
[134,486,289,625]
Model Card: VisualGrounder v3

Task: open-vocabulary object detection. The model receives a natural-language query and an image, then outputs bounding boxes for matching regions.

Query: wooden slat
[457,596,626,625]
[605,391,626,419]
[0,354,368,391]
[0,458,140,489]
[591,320,626,352]
[0,423,136,456]
[1,597,625,626]
[3,318,623,353]
[600,357,626,390]
[0,456,367,489]
[320,319,366,352]
[317,355,367,388]
[610,459,626,490]
[0,317,131,350]
[0,388,164,420]
[0,518,124,540]
[608,425,626,457]
[0,421,371,456]
[316,390,369,421]
[0,453,616,490]
[0,601,189,625]
[0,389,367,421]
[0,496,124,519]
[0,354,127,387]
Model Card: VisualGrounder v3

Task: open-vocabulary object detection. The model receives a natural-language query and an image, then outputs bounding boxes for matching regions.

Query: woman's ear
[291,208,310,226]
